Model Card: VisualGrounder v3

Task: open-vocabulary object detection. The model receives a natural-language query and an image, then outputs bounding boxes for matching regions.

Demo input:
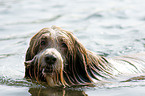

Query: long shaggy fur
[25,26,145,87]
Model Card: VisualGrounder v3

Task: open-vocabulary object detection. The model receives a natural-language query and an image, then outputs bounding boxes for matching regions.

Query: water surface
[1,0,145,95]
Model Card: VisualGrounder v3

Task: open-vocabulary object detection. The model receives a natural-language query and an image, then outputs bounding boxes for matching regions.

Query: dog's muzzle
[44,54,57,65]
[39,48,63,76]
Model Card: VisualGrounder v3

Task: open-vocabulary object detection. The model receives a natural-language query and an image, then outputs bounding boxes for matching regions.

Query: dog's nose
[45,54,57,64]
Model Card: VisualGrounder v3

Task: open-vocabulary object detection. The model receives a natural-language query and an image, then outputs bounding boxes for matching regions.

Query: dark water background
[1,0,145,96]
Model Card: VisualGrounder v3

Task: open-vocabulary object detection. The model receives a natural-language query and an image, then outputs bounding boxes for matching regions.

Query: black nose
[45,54,57,64]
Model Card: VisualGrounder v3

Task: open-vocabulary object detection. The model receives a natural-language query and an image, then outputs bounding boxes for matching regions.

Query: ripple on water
[1,0,145,95]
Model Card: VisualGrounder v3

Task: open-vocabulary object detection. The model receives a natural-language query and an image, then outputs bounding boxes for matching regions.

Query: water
[0,0,145,95]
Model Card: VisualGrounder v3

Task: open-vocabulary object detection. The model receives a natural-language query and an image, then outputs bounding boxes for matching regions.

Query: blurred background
[0,0,145,96]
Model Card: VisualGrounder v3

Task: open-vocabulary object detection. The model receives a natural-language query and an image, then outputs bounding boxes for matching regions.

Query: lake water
[1,0,145,96]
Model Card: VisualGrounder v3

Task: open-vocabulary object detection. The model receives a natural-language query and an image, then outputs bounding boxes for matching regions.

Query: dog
[24,26,145,87]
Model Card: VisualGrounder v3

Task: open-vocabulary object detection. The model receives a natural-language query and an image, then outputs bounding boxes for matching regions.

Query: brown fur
[25,26,145,87]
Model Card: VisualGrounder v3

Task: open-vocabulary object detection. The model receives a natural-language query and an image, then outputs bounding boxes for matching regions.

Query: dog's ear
[25,47,32,78]
[24,59,33,68]
[25,47,32,61]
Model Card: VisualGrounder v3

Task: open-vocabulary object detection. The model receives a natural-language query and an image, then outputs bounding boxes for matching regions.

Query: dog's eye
[41,41,46,46]
[61,43,67,48]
